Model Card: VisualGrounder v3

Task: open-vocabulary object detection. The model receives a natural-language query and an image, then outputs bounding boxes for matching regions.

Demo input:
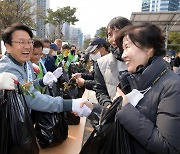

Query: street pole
[165,24,169,51]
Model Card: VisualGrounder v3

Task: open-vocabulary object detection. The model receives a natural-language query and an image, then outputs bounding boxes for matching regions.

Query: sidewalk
[82,90,97,145]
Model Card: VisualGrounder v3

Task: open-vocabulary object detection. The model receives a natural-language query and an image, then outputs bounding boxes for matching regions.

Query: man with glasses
[0,23,92,116]
[11,39,34,46]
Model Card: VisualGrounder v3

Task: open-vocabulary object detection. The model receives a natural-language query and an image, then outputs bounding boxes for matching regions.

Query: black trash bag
[34,84,68,149]
[65,111,80,125]
[56,69,85,99]
[111,119,134,154]
[0,85,39,154]
[68,61,89,78]
[47,82,63,98]
[63,83,80,125]
[57,73,83,125]
[68,63,79,77]
[42,76,80,126]
[63,79,85,99]
[53,80,81,125]
[35,111,68,148]
[80,96,134,154]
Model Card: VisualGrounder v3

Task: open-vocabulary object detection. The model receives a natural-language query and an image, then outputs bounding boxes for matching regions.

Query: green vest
[64,53,75,70]
[55,54,63,66]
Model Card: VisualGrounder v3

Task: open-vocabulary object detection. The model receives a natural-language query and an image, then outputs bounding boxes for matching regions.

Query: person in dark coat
[72,37,109,91]
[111,23,180,154]
[94,16,132,106]
[81,23,180,154]
[41,39,57,72]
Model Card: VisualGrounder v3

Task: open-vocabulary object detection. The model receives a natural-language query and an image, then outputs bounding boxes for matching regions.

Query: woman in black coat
[114,23,180,154]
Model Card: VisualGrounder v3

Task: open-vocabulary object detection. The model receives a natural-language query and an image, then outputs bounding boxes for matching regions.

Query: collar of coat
[129,56,168,90]
[6,53,23,66]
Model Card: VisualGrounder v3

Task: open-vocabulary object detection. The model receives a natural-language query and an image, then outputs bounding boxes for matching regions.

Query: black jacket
[116,57,180,154]
[81,61,97,91]
[82,70,95,90]
[44,55,57,72]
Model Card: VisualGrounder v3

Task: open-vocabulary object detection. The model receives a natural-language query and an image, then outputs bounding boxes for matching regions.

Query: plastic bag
[65,111,80,125]
[44,77,81,126]
[57,70,85,99]
[68,62,89,78]
[34,84,68,149]
[57,73,82,125]
[35,112,68,148]
[63,79,84,99]
[80,96,133,154]
[0,85,39,154]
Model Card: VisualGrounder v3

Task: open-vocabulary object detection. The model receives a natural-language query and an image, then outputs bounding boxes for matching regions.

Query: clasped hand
[72,98,92,117]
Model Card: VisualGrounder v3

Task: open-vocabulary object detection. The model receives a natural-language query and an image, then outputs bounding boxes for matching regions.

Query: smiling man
[0,23,92,116]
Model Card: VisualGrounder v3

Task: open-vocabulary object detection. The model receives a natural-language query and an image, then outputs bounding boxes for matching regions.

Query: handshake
[72,98,92,117]
[43,67,63,88]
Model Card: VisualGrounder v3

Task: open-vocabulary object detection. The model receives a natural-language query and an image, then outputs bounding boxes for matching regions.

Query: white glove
[0,72,18,90]
[43,72,57,88]
[126,89,144,107]
[72,98,92,117]
[53,67,63,79]
[32,63,40,73]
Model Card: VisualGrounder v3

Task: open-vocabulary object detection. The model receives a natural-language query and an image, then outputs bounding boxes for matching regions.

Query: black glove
[118,71,139,94]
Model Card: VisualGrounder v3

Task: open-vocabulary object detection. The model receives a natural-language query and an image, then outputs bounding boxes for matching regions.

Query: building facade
[62,23,83,50]
[142,0,180,12]
[36,0,50,38]
[28,0,50,38]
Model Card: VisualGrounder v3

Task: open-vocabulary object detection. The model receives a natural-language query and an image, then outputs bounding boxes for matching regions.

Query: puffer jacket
[116,57,180,154]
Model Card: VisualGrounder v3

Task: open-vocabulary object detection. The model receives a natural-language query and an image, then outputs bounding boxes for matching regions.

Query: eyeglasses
[12,40,34,46]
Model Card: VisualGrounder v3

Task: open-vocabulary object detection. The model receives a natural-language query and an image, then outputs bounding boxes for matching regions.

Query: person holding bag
[81,23,180,154]
[0,23,92,116]
[0,72,39,154]
[113,23,180,154]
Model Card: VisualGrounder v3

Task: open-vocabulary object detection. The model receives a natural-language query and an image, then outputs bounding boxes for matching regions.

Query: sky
[51,0,142,37]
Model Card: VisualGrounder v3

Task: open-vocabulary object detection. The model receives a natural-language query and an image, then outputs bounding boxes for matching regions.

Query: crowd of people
[0,16,180,154]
